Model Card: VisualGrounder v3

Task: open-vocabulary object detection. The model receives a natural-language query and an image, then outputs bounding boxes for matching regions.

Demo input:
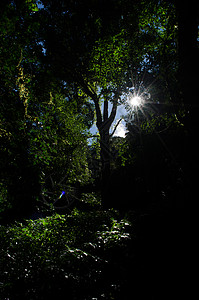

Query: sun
[129,95,142,107]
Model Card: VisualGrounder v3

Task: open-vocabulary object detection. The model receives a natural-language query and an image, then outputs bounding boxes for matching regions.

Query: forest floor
[0,194,192,300]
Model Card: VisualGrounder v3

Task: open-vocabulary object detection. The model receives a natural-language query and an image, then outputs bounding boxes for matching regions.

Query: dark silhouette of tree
[38,0,138,206]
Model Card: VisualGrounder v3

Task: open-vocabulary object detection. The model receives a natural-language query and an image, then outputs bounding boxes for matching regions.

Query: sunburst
[128,95,143,108]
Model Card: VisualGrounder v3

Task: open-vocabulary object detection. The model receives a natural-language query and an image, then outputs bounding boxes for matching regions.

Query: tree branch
[110,118,122,137]
[97,88,121,133]
[105,88,120,129]
[103,98,108,121]
[79,77,102,127]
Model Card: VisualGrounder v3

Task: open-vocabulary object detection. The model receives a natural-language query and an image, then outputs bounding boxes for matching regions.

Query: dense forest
[0,0,198,299]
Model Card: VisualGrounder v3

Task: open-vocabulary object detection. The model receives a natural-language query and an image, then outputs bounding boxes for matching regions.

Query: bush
[0,205,132,300]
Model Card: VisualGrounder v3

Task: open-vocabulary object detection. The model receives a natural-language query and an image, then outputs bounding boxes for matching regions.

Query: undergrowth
[0,195,133,300]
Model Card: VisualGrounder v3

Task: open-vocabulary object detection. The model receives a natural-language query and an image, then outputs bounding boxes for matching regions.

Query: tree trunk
[98,96,118,207]
[81,80,120,207]
[99,127,111,207]
[99,97,112,207]
[92,89,119,207]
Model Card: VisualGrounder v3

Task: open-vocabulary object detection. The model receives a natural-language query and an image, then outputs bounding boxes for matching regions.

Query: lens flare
[59,191,66,198]
[129,95,142,107]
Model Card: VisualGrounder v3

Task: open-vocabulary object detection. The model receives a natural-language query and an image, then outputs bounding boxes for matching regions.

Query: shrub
[0,206,132,300]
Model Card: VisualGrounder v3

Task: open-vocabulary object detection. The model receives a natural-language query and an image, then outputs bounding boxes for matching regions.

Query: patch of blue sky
[36,1,44,10]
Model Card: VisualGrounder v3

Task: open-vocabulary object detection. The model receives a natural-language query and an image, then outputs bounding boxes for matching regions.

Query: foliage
[80,193,102,210]
[122,0,178,106]
[29,91,91,187]
[110,137,133,168]
[0,0,43,214]
[0,200,132,300]
[119,110,187,206]
[89,30,130,89]
[0,0,94,216]
[0,1,197,300]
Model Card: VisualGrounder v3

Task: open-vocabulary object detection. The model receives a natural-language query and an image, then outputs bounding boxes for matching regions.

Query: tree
[80,32,132,205]
[38,0,198,209]
[37,0,141,206]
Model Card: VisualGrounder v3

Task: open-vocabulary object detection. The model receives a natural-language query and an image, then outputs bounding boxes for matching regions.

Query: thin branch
[17,49,23,68]
[110,118,122,137]
[104,88,120,130]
